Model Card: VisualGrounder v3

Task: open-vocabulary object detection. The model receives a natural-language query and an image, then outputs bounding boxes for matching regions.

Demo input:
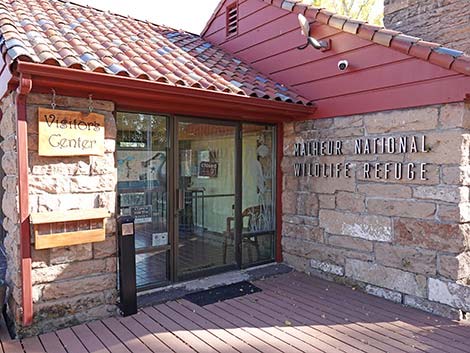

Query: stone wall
[384,0,470,54]
[0,92,22,332]
[1,93,118,336]
[283,101,470,319]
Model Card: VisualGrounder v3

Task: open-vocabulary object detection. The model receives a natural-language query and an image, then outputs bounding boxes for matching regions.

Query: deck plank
[158,303,239,353]
[20,337,44,353]
[101,317,153,353]
[145,305,219,353]
[167,300,258,353]
[71,324,110,353]
[117,315,173,353]
[55,328,88,353]
[86,321,131,353]
[267,273,470,351]
[6,271,470,353]
[38,332,66,353]
[132,311,196,353]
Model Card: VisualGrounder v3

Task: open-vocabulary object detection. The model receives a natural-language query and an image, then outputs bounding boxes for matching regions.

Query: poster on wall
[199,161,218,177]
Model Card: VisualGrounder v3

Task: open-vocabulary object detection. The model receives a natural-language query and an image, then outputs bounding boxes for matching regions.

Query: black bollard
[117,215,137,316]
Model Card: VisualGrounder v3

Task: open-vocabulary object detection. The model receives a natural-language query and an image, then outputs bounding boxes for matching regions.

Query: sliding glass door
[116,113,276,289]
[175,119,238,280]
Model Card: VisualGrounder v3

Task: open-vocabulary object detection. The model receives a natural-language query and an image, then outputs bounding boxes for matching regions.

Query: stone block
[403,295,460,320]
[282,191,297,215]
[441,166,470,185]
[319,209,392,242]
[282,224,324,242]
[413,185,466,204]
[436,204,460,223]
[336,191,365,213]
[2,152,17,176]
[364,106,438,134]
[345,259,427,297]
[32,258,110,285]
[375,243,436,275]
[404,131,468,165]
[29,154,90,176]
[438,253,470,281]
[394,219,469,252]
[296,192,319,217]
[365,284,402,303]
[283,253,310,272]
[310,259,344,276]
[33,289,116,323]
[366,199,435,219]
[89,153,116,175]
[440,103,470,129]
[32,273,116,302]
[428,278,470,312]
[1,135,16,153]
[31,248,49,269]
[357,183,412,198]
[334,115,363,128]
[327,235,373,252]
[93,236,116,259]
[282,237,323,258]
[300,173,356,194]
[69,174,116,193]
[283,176,298,191]
[37,193,97,212]
[50,244,93,265]
[299,242,373,266]
[29,176,72,194]
[318,194,335,209]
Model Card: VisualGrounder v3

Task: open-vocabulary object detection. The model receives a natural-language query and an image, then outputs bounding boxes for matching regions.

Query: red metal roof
[259,0,470,75]
[0,0,311,105]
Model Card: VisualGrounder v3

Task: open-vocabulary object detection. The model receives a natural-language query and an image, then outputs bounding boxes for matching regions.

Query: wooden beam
[16,73,33,326]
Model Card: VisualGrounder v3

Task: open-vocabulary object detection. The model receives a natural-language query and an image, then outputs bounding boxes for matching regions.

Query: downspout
[16,73,32,326]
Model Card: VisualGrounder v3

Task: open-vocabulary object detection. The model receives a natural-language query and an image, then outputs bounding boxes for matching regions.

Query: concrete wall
[384,0,470,53]
[282,101,470,319]
[0,93,118,336]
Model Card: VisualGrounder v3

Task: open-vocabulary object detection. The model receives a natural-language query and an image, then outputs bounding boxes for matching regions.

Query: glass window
[241,124,275,266]
[116,112,169,288]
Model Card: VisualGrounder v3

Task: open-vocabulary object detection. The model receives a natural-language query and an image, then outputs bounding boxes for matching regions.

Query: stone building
[1,0,470,337]
[384,0,470,53]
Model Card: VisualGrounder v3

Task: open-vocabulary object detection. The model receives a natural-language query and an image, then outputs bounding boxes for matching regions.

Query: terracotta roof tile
[0,0,311,105]
[270,0,470,76]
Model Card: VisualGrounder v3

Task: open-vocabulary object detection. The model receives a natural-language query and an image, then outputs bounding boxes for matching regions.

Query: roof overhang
[10,61,315,123]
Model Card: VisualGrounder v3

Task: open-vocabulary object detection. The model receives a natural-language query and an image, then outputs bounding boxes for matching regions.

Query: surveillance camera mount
[297,38,331,51]
[297,13,331,52]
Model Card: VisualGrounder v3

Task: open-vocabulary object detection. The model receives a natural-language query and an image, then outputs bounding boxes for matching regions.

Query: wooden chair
[223,206,262,264]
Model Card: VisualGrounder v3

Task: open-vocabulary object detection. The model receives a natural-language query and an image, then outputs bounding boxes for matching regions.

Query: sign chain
[50,89,57,110]
[88,94,94,113]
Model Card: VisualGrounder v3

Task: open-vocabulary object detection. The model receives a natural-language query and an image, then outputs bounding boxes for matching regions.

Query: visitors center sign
[38,108,105,156]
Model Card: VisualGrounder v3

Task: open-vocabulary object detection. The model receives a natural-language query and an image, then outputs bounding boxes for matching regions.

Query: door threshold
[136,262,292,308]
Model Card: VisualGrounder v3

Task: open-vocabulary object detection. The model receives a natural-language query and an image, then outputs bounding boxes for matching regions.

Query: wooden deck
[2,271,470,353]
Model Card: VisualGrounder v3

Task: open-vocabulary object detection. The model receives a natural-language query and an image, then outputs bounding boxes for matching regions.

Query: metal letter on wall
[38,107,105,156]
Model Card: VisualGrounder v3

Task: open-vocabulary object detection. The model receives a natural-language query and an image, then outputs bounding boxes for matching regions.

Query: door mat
[183,281,262,306]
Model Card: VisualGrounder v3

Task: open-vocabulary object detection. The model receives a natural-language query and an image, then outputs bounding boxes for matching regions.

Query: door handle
[177,189,184,212]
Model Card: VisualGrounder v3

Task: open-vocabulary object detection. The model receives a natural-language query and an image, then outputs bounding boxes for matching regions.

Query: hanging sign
[38,108,105,156]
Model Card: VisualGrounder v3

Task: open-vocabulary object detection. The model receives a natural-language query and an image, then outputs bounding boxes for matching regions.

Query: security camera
[338,60,349,71]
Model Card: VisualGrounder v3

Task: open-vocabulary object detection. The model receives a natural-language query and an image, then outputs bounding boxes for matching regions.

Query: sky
[71,0,222,34]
